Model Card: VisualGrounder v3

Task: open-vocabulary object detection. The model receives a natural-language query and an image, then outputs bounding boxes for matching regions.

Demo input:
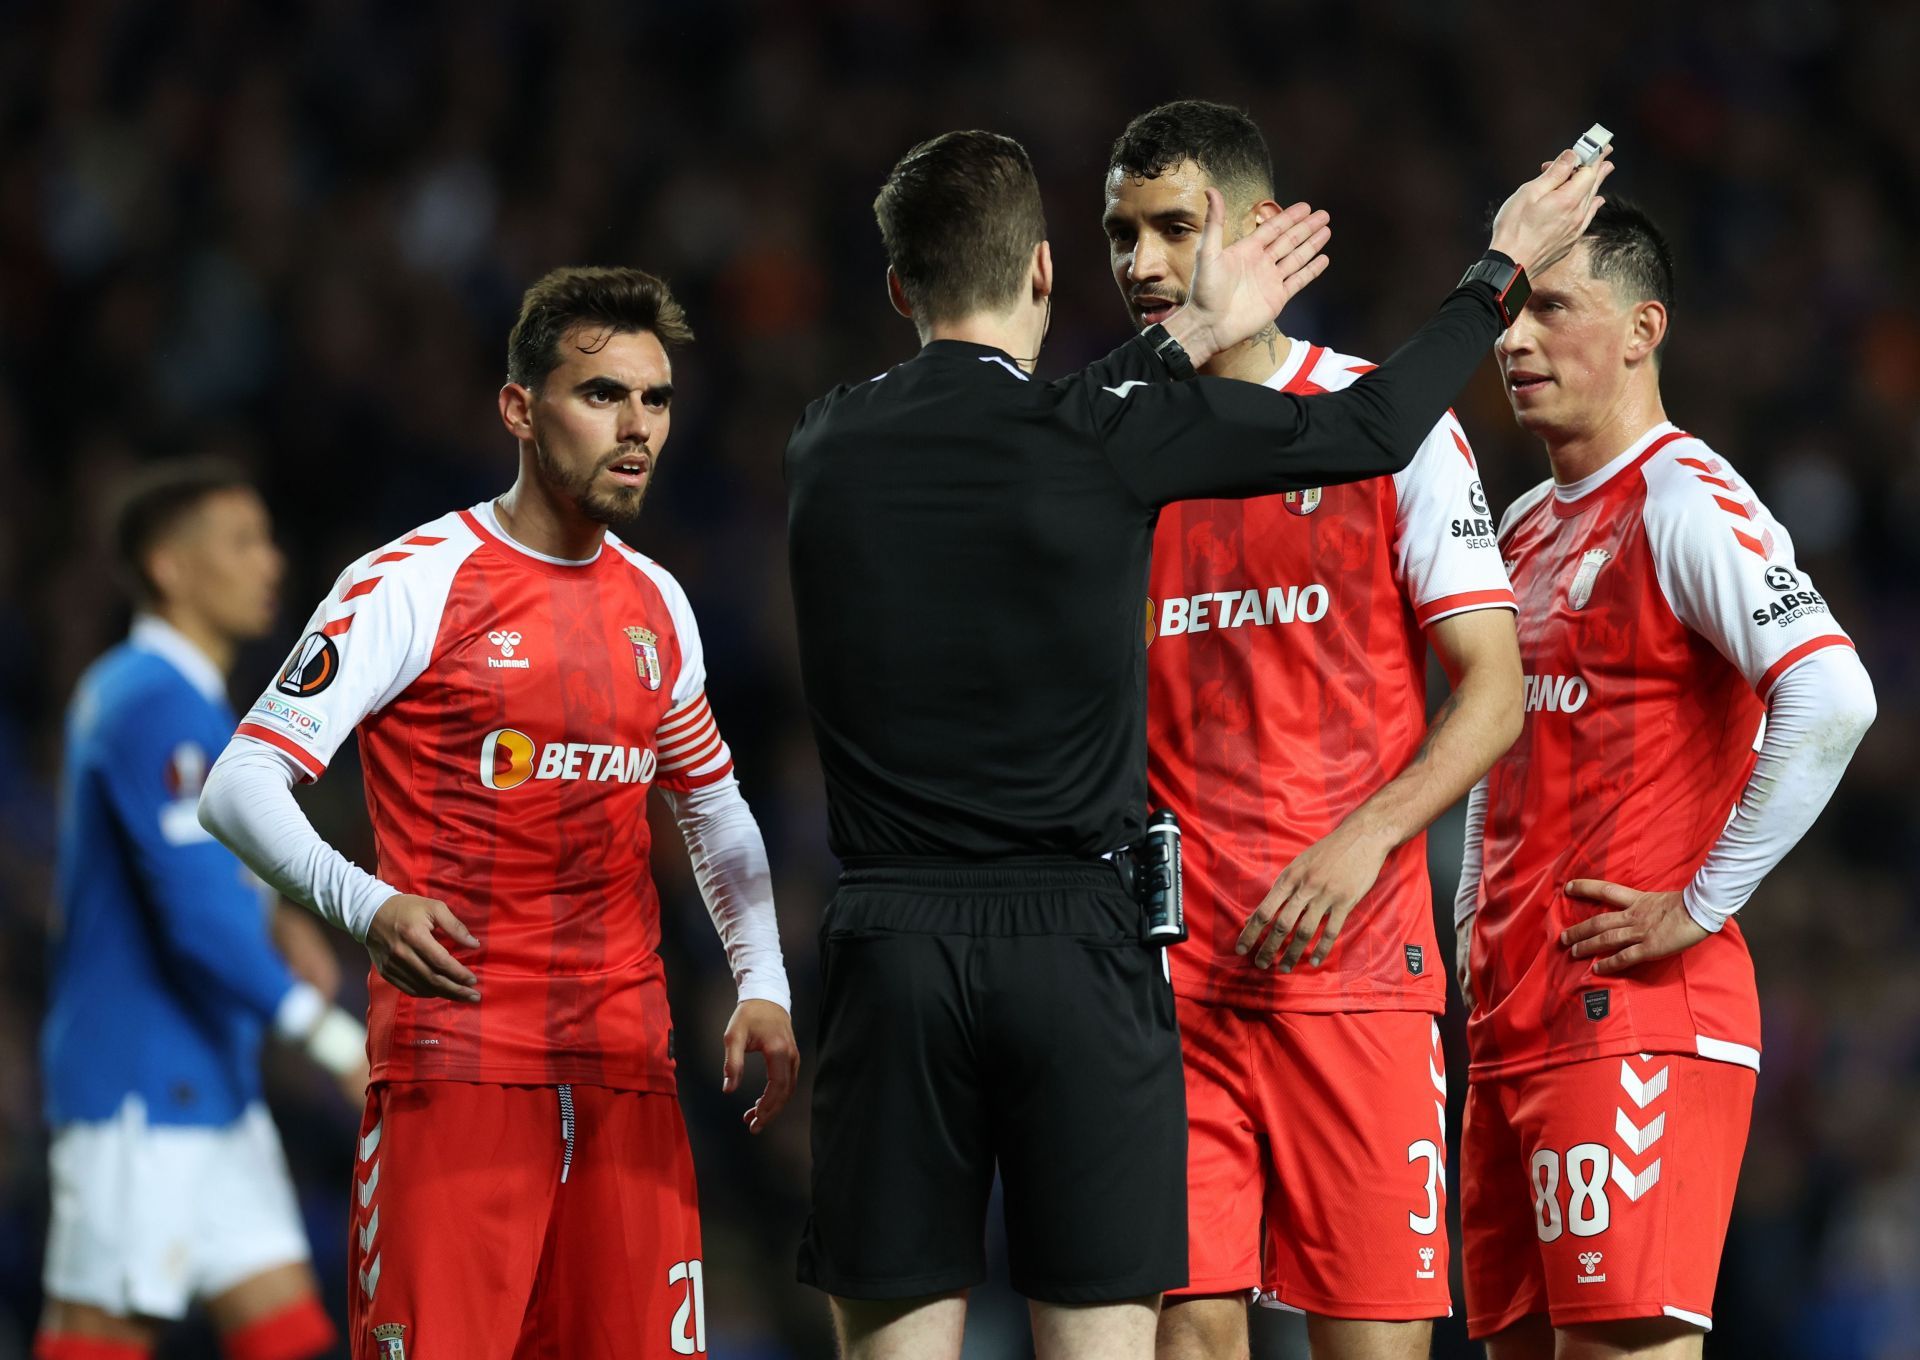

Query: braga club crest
[625,626,662,690]
[1568,547,1613,611]
[1283,487,1322,516]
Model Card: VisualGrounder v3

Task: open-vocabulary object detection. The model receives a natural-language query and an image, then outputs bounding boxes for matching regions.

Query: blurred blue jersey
[43,617,300,1127]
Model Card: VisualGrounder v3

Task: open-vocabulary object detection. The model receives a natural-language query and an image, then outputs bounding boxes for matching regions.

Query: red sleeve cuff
[1415,589,1518,629]
[235,723,328,780]
[1756,635,1854,700]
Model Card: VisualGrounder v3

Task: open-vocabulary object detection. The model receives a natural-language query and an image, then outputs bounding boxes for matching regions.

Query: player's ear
[498,382,534,440]
[886,267,913,321]
[1249,197,1284,235]
[1032,240,1053,301]
[146,542,184,608]
[1627,300,1668,365]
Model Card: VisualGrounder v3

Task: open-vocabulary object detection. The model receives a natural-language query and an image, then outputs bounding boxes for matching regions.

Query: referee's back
[787,340,1166,862]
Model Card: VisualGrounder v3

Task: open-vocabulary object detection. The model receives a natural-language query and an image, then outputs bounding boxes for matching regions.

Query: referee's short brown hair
[874,131,1047,327]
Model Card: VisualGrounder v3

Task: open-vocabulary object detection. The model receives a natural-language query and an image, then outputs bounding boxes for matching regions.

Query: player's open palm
[723,999,799,1134]
[1186,191,1331,355]
[366,893,481,1002]
[1560,880,1710,975]
[1238,821,1391,972]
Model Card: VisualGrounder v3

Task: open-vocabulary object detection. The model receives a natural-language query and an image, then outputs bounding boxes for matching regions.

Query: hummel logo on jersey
[1523,673,1590,714]
[1577,1251,1606,1284]
[479,728,658,790]
[487,629,530,669]
[1416,1246,1436,1279]
[1155,584,1329,639]
[1568,548,1612,610]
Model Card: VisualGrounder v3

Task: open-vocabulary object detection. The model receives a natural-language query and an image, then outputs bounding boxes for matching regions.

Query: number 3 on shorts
[1529,1143,1613,1243]
[669,1258,707,1354]
[1408,1139,1441,1234]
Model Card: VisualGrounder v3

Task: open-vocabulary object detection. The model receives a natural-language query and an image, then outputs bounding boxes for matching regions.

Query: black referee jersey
[786,283,1506,863]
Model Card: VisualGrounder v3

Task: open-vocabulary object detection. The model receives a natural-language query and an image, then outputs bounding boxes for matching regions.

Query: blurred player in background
[198,267,796,1359]
[1455,202,1876,1359]
[1104,100,1524,1360]
[38,461,367,1360]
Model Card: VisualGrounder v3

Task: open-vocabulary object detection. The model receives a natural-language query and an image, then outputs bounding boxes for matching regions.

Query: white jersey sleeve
[233,515,479,779]
[1389,411,1517,628]
[1640,437,1854,696]
[614,543,736,792]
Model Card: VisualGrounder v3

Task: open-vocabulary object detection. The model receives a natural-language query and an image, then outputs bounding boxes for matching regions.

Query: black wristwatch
[1135,322,1197,380]
[1459,251,1531,327]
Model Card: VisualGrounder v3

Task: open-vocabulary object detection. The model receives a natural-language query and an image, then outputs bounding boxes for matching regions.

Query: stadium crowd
[0,1,1914,1356]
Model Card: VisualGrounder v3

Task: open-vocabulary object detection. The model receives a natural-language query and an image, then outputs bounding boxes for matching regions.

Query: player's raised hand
[1559,880,1709,975]
[365,893,480,1002]
[1236,820,1393,971]
[1166,193,1331,369]
[722,998,799,1134]
[1488,145,1615,276]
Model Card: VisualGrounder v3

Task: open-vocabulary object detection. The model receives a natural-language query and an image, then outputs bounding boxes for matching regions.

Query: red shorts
[1461,1053,1755,1338]
[1174,999,1452,1320]
[347,1081,705,1359]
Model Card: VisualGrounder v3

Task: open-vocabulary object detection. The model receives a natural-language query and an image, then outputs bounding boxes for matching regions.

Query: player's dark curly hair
[507,266,694,390]
[874,130,1048,329]
[1583,199,1675,363]
[1107,100,1275,208]
[111,457,255,606]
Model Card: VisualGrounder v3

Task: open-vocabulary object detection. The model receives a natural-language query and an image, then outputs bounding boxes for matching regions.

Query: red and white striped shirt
[234,502,735,1091]
[1465,423,1854,1078]
[1149,340,1516,1012]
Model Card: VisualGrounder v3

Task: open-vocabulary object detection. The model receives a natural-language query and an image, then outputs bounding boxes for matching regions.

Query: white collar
[1552,421,1680,503]
[473,500,603,567]
[1260,336,1313,392]
[129,615,227,704]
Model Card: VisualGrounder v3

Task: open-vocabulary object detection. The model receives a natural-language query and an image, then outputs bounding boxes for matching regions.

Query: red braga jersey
[1466,423,1854,1079]
[1149,340,1515,1012]
[233,502,736,1092]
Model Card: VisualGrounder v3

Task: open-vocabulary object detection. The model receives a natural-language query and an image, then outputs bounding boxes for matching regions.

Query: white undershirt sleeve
[1683,645,1875,930]
[662,776,791,1011]
[1454,776,1490,932]
[198,740,398,941]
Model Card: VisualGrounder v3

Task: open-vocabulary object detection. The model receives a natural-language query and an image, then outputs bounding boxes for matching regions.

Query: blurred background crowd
[0,0,1914,1355]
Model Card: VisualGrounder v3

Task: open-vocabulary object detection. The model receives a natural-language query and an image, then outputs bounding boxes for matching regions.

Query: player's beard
[533,435,651,526]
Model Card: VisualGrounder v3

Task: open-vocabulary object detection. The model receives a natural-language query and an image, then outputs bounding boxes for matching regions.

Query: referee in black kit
[788,130,1612,1359]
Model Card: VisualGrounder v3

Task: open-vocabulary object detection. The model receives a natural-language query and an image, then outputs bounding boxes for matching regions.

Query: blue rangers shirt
[43,616,313,1127]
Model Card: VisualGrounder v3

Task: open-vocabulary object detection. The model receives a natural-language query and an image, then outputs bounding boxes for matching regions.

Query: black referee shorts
[797,860,1187,1304]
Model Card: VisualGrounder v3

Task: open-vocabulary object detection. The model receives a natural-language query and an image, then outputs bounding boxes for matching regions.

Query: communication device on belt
[1128,808,1185,947]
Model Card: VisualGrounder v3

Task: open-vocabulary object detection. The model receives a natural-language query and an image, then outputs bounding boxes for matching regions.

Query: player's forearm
[1684,647,1875,930]
[199,740,397,942]
[666,778,792,1010]
[1335,657,1523,861]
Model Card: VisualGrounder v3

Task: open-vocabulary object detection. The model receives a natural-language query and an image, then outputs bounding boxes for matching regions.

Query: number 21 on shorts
[669,1259,707,1354]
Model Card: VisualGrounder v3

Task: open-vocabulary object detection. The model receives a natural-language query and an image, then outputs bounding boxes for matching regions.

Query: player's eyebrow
[574,377,674,403]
